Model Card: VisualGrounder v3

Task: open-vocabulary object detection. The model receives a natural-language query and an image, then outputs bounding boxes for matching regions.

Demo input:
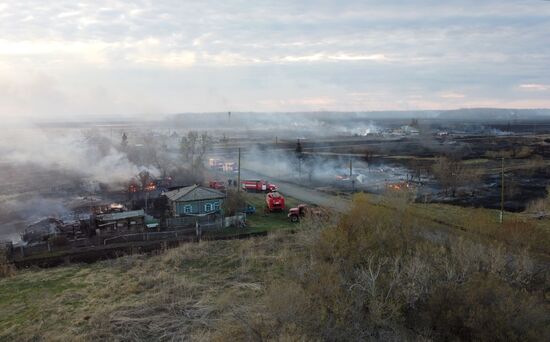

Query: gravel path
[241,169,350,212]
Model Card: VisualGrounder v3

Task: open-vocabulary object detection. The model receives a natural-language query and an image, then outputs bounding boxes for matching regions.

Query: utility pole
[145,192,149,212]
[350,158,355,192]
[500,157,504,224]
[237,147,241,192]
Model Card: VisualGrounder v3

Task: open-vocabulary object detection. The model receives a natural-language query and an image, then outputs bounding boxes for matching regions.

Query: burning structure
[94,209,146,235]
[22,218,66,244]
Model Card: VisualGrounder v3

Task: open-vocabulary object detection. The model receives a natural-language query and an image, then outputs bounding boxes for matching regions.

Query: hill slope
[1,196,549,341]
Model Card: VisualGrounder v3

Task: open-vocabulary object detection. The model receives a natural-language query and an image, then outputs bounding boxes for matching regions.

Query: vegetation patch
[1,194,548,341]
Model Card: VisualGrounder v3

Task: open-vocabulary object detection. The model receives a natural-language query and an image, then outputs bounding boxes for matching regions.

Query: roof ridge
[164,184,225,201]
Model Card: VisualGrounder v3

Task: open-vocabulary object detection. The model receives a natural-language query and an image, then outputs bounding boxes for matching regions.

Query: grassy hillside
[1,236,290,341]
[1,194,549,341]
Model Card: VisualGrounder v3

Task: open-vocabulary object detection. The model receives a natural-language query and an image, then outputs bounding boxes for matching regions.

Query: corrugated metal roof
[97,209,145,221]
[164,185,225,202]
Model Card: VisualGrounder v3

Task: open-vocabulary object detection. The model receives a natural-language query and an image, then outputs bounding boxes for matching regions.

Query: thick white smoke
[0,126,159,186]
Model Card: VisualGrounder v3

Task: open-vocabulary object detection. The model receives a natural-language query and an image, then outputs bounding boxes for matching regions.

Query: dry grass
[1,196,548,341]
[0,234,302,341]
[211,199,550,341]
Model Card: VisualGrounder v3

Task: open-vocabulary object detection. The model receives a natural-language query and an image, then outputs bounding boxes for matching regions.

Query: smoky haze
[0,119,165,241]
[1,108,549,241]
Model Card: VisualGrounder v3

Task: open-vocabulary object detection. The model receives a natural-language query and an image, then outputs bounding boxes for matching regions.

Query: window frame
[183,204,192,214]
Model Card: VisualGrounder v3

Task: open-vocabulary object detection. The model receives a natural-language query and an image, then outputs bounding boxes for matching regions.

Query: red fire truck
[265,191,285,212]
[288,204,327,223]
[241,179,278,192]
[209,181,226,191]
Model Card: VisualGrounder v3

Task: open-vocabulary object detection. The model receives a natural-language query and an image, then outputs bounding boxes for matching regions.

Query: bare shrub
[234,195,550,341]
[420,274,549,341]
[525,185,550,216]
[445,237,485,282]
[349,256,403,326]
[432,156,481,197]
[223,189,247,216]
[485,242,506,276]
[0,253,15,278]
[509,247,536,286]
[499,219,542,249]
[399,252,431,307]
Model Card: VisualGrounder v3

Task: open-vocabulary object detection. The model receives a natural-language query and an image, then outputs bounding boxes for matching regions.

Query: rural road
[241,169,350,212]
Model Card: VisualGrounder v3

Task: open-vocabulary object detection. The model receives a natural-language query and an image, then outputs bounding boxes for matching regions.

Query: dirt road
[241,169,350,212]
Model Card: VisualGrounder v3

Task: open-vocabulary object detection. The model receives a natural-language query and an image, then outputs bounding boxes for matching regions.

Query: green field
[205,192,303,238]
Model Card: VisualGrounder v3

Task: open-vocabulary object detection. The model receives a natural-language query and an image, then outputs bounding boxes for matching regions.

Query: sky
[0,0,549,120]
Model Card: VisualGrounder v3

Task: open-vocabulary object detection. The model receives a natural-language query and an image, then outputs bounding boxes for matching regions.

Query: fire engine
[265,191,285,212]
[241,179,278,192]
[209,181,226,191]
[208,158,224,171]
[288,204,327,222]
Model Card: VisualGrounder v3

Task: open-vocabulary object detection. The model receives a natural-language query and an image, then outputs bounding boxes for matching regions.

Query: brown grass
[1,196,548,341]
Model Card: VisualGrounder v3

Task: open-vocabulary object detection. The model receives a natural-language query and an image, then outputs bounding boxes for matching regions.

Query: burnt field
[210,118,550,212]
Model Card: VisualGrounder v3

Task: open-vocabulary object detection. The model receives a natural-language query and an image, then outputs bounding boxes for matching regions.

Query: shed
[95,209,146,234]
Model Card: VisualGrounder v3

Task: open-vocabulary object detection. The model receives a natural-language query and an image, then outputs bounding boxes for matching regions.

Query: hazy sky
[1,0,549,120]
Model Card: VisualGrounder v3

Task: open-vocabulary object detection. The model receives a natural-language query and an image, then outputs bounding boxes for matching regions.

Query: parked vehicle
[266,192,285,212]
[241,179,278,192]
[243,204,256,215]
[208,158,224,171]
[288,204,326,222]
[208,181,226,191]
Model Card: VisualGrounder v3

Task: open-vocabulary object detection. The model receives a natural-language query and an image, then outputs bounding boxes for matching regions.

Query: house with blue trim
[163,185,226,230]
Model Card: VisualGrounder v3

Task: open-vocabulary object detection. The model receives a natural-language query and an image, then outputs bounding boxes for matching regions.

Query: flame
[145,182,157,192]
[387,182,413,191]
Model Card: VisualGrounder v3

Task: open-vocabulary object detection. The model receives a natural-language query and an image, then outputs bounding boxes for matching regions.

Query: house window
[213,201,220,210]
[204,203,213,212]
[183,205,192,214]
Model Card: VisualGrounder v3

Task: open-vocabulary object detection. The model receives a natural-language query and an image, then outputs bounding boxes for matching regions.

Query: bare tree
[180,131,198,163]
[121,132,128,149]
[180,132,212,163]
[432,156,481,197]
[138,170,152,190]
[223,190,247,216]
